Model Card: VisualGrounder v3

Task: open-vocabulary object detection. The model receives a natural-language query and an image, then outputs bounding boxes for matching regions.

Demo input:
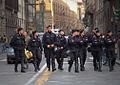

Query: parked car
[6,47,15,64]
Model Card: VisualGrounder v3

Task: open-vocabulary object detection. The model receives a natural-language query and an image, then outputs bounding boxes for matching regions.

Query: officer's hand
[51,44,54,47]
[47,45,50,48]
[61,47,63,49]
[72,40,74,42]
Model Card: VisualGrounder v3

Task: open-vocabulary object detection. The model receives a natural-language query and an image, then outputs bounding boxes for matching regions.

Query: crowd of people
[9,26,117,73]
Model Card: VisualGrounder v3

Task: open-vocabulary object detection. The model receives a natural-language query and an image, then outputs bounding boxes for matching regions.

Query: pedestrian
[68,29,80,73]
[10,27,26,73]
[55,30,66,70]
[42,25,56,72]
[104,31,117,72]
[79,30,89,71]
[91,30,104,72]
[23,31,31,69]
[28,31,43,72]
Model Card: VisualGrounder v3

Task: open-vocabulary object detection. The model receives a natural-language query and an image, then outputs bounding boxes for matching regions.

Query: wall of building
[44,0,82,33]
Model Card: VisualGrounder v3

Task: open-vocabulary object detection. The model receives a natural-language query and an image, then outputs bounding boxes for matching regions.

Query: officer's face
[35,32,39,37]
[108,32,112,36]
[19,30,24,35]
[60,31,65,36]
[73,32,78,36]
[96,32,101,36]
[23,32,27,36]
[48,27,52,32]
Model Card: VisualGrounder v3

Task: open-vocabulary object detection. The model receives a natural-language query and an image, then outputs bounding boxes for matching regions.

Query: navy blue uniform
[91,35,104,72]
[10,33,26,72]
[105,35,116,71]
[28,37,42,72]
[68,35,80,73]
[55,35,66,70]
[79,35,89,71]
[42,32,56,71]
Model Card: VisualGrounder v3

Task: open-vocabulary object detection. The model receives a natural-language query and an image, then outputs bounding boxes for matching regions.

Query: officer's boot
[33,62,38,72]
[21,68,26,73]
[80,65,85,71]
[60,63,64,70]
[75,63,79,73]
[37,63,40,71]
[109,59,113,72]
[68,65,72,72]
[94,62,98,71]
[21,65,26,73]
[52,60,56,72]
[94,66,98,71]
[68,60,73,72]
[98,61,102,72]
[59,59,64,70]
[14,64,18,72]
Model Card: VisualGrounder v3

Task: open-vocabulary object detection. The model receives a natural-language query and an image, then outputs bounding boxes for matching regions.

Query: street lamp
[51,0,54,30]
[35,0,45,32]
[39,0,45,32]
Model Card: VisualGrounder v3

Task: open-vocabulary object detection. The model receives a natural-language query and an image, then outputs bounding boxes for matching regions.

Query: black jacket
[91,35,104,50]
[55,35,66,48]
[104,35,116,50]
[42,32,56,48]
[68,35,80,50]
[10,33,26,51]
[28,37,43,51]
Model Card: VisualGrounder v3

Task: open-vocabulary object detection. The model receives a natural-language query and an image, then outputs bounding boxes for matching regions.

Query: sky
[63,0,77,13]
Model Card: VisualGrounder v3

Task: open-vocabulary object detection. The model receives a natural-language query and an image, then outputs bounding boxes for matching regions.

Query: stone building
[44,0,81,33]
[84,0,120,33]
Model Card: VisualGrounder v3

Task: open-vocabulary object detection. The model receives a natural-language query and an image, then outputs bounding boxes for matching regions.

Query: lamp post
[35,0,45,32]
[39,0,45,32]
[51,0,54,30]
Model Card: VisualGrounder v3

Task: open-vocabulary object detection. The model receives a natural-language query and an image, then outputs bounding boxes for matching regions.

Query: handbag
[25,49,33,59]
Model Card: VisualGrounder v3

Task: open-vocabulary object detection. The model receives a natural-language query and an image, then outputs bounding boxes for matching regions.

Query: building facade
[0,0,35,41]
[84,0,120,58]
[84,0,120,33]
[44,0,82,33]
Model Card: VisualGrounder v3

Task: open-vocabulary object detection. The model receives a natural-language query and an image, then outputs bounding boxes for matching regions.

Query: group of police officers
[10,26,117,73]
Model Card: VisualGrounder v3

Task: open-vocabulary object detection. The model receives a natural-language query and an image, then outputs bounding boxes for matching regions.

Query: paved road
[0,52,120,85]
[34,54,120,85]
[0,54,46,85]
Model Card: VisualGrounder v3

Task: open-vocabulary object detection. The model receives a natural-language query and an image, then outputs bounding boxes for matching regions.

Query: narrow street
[34,54,120,85]
[0,54,46,85]
[0,0,120,85]
[0,52,120,85]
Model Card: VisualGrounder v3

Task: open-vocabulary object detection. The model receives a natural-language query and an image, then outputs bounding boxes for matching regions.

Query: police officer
[42,25,56,72]
[68,29,80,73]
[79,30,89,71]
[91,31,103,72]
[10,28,26,73]
[28,31,43,72]
[105,31,116,72]
[55,30,66,70]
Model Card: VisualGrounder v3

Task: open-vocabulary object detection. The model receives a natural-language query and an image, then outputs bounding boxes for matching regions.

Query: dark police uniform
[28,37,42,72]
[68,35,80,73]
[10,33,26,72]
[105,35,116,71]
[91,35,103,72]
[79,35,89,71]
[55,35,66,70]
[42,32,56,71]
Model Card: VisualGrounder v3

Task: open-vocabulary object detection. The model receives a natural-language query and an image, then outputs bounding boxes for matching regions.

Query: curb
[116,60,120,65]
